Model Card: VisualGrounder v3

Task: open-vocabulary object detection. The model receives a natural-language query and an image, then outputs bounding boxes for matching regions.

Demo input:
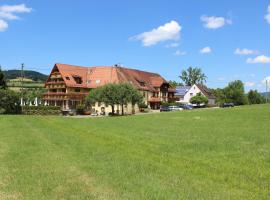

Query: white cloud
[0,4,32,32]
[0,12,19,20]
[165,42,179,48]
[200,46,212,54]
[0,19,8,31]
[245,81,256,87]
[0,4,32,13]
[201,15,232,29]
[174,50,186,56]
[131,20,182,46]
[247,55,270,64]
[262,76,270,84]
[234,48,259,55]
[265,5,270,24]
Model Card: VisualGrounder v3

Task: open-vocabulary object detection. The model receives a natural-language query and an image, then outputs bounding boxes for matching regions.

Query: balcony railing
[43,92,89,101]
[148,97,161,102]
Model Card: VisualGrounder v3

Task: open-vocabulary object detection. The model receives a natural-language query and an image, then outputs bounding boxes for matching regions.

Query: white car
[168,106,183,111]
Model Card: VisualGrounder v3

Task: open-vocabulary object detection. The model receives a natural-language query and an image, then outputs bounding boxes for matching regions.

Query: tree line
[213,80,267,106]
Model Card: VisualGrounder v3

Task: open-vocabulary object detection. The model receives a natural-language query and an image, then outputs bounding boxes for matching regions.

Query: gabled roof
[48,63,170,91]
[196,84,216,99]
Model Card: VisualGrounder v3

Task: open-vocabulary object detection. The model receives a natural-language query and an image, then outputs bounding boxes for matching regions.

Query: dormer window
[66,77,70,80]
[73,76,83,84]
[139,81,145,87]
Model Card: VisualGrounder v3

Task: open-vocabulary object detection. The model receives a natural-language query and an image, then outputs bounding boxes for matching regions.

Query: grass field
[0,105,270,199]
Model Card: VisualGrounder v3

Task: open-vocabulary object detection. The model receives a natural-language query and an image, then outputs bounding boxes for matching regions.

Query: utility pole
[21,63,24,107]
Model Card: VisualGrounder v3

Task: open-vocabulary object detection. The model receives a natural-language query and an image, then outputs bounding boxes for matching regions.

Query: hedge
[22,106,61,115]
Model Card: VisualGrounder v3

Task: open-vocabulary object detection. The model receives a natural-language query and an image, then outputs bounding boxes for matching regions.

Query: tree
[224,80,247,105]
[168,80,183,88]
[247,90,265,104]
[212,88,226,105]
[0,67,7,90]
[86,84,120,115]
[118,83,132,115]
[86,83,144,115]
[190,93,208,106]
[0,89,21,114]
[179,67,207,86]
[130,86,144,114]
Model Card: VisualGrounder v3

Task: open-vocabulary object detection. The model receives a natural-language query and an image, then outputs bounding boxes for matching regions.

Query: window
[190,93,193,97]
[143,92,146,97]
[66,77,70,80]
[75,88,80,92]
[139,82,145,87]
[73,76,82,84]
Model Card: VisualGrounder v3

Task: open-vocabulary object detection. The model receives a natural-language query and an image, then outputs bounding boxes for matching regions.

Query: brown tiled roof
[196,84,216,99]
[48,63,170,91]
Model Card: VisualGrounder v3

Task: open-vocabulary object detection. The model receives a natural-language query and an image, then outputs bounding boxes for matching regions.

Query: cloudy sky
[0,0,270,92]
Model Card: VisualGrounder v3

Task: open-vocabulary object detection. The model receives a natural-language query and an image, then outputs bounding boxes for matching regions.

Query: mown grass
[0,104,270,199]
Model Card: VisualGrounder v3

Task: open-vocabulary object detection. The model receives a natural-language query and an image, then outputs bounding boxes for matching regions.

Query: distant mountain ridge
[3,70,48,82]
[260,92,270,97]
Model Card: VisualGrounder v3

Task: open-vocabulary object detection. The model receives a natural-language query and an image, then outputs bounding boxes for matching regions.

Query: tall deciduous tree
[224,80,247,105]
[179,67,207,86]
[0,66,7,90]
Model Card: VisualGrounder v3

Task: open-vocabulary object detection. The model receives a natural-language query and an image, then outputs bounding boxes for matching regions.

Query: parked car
[168,106,183,111]
[181,105,193,110]
[220,103,234,108]
[160,106,171,112]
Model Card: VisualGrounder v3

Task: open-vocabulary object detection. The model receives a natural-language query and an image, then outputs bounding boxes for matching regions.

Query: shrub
[76,104,85,115]
[190,93,208,106]
[0,89,21,114]
[22,106,60,115]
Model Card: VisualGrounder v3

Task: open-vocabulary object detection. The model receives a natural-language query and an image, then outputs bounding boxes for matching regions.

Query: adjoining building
[175,84,216,106]
[44,63,176,114]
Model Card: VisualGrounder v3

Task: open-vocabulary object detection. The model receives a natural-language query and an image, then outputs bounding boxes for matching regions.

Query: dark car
[221,103,235,108]
[160,106,171,112]
[181,105,193,110]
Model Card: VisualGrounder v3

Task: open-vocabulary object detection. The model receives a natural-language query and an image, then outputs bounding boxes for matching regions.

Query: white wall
[181,84,202,104]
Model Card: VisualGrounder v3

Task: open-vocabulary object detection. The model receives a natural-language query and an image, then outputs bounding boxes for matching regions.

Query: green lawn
[0,105,270,199]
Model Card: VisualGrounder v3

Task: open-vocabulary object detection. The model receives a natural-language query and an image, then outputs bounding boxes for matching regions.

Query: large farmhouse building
[44,63,176,113]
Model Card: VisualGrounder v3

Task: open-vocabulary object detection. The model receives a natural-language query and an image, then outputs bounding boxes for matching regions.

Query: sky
[0,0,270,92]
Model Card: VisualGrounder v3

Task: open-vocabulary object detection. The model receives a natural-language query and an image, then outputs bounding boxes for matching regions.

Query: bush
[0,89,21,114]
[247,90,266,105]
[22,106,61,115]
[190,93,208,106]
[76,104,85,115]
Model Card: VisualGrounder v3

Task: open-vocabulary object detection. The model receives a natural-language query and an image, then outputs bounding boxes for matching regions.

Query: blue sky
[0,0,270,92]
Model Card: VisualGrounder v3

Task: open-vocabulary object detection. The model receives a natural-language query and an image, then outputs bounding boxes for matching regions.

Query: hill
[260,92,269,97]
[3,70,48,82]
[0,104,269,199]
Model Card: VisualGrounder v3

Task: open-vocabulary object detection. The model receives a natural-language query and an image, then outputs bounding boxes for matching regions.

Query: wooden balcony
[168,96,179,102]
[43,92,89,101]
[148,97,161,102]
[46,84,66,89]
